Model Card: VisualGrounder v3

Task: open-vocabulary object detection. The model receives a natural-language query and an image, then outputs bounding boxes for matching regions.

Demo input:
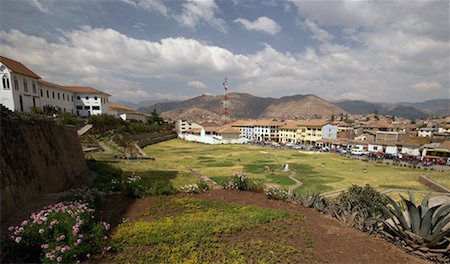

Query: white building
[368,143,384,153]
[175,119,203,134]
[418,127,436,137]
[321,124,338,139]
[66,86,110,116]
[0,56,111,117]
[38,80,75,114]
[0,56,41,112]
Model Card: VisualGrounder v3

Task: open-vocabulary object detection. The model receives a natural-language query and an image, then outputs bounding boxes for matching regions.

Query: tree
[331,114,335,122]
[148,109,164,125]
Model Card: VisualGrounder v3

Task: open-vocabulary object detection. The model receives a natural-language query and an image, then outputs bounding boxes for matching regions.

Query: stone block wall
[1,107,89,222]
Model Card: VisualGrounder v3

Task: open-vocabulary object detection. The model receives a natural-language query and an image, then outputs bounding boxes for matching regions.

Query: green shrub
[87,160,124,192]
[265,187,289,201]
[337,184,387,218]
[124,175,146,198]
[197,181,209,191]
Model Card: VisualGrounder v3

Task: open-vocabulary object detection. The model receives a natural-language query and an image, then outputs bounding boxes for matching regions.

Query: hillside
[259,94,346,119]
[141,93,345,122]
[336,99,449,119]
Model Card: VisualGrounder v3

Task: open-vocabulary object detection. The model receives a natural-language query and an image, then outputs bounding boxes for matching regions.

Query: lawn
[108,197,308,263]
[143,139,448,193]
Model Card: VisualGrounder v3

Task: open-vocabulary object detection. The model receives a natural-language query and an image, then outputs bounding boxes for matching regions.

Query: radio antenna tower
[221,76,230,125]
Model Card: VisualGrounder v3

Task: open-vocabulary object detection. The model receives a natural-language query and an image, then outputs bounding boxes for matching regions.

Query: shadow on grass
[290,164,343,194]
[123,170,179,196]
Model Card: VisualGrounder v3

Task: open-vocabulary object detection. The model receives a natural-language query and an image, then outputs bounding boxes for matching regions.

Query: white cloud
[412,82,442,92]
[188,80,207,89]
[303,19,333,42]
[28,0,51,14]
[234,16,281,35]
[121,0,169,16]
[175,0,227,33]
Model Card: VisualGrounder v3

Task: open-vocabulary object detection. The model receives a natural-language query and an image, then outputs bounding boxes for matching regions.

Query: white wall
[74,93,109,116]
[322,124,337,139]
[0,69,40,113]
[368,144,383,152]
[0,64,14,110]
[39,84,75,114]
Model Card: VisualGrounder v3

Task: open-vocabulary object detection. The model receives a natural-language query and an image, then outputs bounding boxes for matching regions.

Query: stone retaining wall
[418,175,450,193]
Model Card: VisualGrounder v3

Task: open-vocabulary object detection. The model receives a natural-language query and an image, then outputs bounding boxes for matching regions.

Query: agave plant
[382,192,450,253]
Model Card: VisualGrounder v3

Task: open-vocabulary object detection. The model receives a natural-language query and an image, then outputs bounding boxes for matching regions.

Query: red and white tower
[221,77,230,125]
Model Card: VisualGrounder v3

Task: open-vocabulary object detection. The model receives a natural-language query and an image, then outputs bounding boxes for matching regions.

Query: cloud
[303,19,333,42]
[121,0,169,16]
[234,16,281,35]
[188,80,207,89]
[412,82,442,92]
[175,0,227,33]
[28,0,51,14]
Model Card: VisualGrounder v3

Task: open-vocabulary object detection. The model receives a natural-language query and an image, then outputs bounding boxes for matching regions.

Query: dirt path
[99,190,430,264]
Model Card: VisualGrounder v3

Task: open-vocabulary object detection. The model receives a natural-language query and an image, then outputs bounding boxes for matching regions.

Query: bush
[337,184,387,218]
[146,181,178,196]
[5,201,110,263]
[265,187,289,201]
[87,160,124,192]
[124,175,146,198]
[197,181,209,192]
[59,187,101,209]
[179,184,200,194]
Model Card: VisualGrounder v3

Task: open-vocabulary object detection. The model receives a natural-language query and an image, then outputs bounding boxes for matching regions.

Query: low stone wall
[123,130,177,148]
[418,175,450,193]
[1,107,89,222]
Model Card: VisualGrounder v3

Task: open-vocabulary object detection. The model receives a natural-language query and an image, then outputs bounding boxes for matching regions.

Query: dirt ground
[97,190,430,264]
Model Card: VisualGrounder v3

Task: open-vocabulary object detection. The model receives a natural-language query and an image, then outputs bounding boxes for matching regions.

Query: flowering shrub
[223,172,263,192]
[265,187,290,201]
[6,201,110,263]
[197,181,209,191]
[124,174,146,198]
[60,186,101,208]
[179,184,200,194]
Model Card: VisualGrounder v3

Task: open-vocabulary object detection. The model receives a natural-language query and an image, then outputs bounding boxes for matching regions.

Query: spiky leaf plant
[382,191,450,254]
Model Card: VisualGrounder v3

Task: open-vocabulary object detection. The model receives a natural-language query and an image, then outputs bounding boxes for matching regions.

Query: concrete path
[134,143,148,158]
[77,124,93,136]
[188,168,220,189]
[98,141,114,154]
[287,171,302,195]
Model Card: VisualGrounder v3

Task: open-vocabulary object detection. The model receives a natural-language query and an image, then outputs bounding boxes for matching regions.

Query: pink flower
[21,220,28,226]
[103,236,108,240]
[39,229,44,234]
[57,256,62,262]
[45,252,51,258]
[61,248,66,253]
[8,226,14,231]
[41,244,49,249]
[56,246,61,251]
[15,237,22,243]
[59,235,65,240]
[76,239,82,244]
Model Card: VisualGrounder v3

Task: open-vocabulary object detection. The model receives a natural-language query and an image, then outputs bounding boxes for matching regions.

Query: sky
[0,0,449,103]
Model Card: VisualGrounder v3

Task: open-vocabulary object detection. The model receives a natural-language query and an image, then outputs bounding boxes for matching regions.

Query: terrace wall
[0,106,89,222]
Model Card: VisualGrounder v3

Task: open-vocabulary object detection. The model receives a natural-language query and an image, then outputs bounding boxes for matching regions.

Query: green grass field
[142,139,448,193]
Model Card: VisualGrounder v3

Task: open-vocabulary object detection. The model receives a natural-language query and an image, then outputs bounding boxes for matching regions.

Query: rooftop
[0,56,41,79]
[64,86,111,96]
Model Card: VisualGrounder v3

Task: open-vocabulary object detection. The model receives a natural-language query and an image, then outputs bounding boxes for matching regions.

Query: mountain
[140,92,346,122]
[334,100,383,115]
[399,99,450,117]
[112,99,172,109]
[259,94,346,119]
[335,99,448,119]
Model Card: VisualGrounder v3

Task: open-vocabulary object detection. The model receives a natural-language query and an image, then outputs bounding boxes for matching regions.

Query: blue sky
[0,0,448,103]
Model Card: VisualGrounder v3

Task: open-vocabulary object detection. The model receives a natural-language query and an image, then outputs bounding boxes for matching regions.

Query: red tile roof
[0,56,41,79]
[38,79,71,91]
[108,103,132,111]
[64,86,111,96]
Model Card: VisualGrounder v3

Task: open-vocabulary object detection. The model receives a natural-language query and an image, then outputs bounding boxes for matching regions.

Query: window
[2,75,10,89]
[58,93,60,100]
[32,81,36,94]
[71,96,73,101]
[14,77,18,90]
[23,79,28,93]
[84,106,90,110]
[92,106,100,110]
[85,96,89,100]
[47,90,49,98]
[76,105,82,110]
[94,96,98,100]
[40,89,43,97]
[77,96,80,100]
[63,94,65,100]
